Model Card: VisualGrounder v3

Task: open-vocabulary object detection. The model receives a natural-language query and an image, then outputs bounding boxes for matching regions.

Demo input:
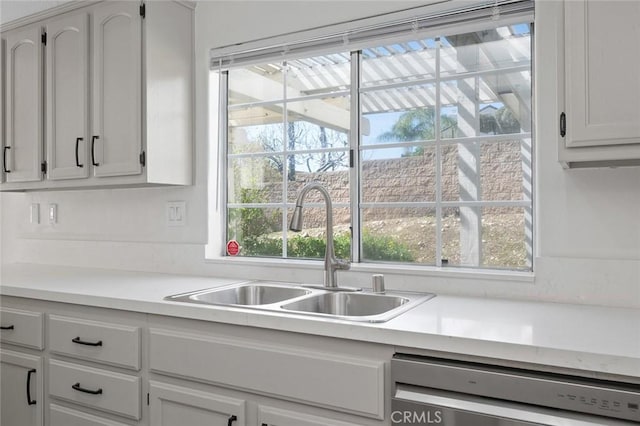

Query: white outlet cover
[30,203,40,224]
[167,201,186,227]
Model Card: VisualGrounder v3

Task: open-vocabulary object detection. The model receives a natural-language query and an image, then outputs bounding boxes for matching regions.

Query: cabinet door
[565,0,640,148]
[0,349,43,426]
[149,381,245,426]
[1,37,5,183]
[258,405,365,426]
[50,403,129,426]
[5,26,43,183]
[45,12,89,180]
[91,1,142,178]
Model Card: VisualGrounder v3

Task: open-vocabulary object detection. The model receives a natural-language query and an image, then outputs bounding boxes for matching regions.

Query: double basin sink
[165,282,435,323]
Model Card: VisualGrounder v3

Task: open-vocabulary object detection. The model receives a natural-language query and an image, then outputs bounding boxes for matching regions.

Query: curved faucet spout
[289,182,350,288]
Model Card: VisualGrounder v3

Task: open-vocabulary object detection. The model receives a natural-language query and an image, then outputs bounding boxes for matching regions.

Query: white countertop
[2,263,639,379]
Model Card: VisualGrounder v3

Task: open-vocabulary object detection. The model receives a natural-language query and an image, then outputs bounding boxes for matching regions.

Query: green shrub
[242,231,414,262]
[227,188,281,250]
[361,231,414,262]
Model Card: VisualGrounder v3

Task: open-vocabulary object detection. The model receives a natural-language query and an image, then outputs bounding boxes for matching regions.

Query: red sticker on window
[226,240,240,256]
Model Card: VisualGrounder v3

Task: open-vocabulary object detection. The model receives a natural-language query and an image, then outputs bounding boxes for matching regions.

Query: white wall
[1,1,639,308]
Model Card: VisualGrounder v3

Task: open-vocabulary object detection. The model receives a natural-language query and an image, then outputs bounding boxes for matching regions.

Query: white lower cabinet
[0,297,391,426]
[147,318,390,426]
[49,359,141,420]
[148,327,385,419]
[0,349,44,426]
[149,381,246,426]
[0,307,45,350]
[258,405,366,426]
[49,404,129,426]
[48,314,141,371]
[46,311,142,425]
[0,306,45,426]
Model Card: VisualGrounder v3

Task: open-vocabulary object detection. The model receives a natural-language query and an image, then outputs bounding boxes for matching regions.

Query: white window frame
[205,0,536,282]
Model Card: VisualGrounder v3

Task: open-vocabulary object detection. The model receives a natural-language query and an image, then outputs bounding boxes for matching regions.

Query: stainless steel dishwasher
[391,354,640,425]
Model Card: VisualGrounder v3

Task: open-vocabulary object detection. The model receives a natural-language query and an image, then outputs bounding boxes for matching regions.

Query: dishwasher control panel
[554,387,639,419]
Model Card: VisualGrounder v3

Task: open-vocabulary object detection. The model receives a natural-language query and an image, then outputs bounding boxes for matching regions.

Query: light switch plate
[48,203,57,224]
[167,201,186,227]
[30,203,40,224]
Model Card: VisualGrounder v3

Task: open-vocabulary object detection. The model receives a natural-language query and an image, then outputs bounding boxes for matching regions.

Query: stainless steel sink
[280,291,432,322]
[165,283,312,306]
[281,292,407,316]
[165,281,435,322]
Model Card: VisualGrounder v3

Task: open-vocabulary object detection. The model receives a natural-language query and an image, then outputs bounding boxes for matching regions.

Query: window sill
[203,255,535,284]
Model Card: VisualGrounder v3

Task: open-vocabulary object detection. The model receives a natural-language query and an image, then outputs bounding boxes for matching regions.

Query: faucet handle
[336,259,351,270]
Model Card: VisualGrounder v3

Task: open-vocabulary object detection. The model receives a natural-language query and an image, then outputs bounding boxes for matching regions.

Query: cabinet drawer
[49,315,140,370]
[50,403,129,426]
[150,328,384,419]
[49,359,141,420]
[0,307,44,349]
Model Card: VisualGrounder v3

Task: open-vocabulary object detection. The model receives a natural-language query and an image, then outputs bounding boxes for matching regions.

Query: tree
[380,105,521,157]
[378,108,457,156]
[480,106,521,135]
[379,108,437,143]
[248,121,349,179]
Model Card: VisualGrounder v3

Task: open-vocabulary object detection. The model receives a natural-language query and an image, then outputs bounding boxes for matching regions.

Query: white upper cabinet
[4,26,43,183]
[91,2,142,178]
[0,1,193,191]
[1,37,5,183]
[560,0,640,167]
[45,12,89,180]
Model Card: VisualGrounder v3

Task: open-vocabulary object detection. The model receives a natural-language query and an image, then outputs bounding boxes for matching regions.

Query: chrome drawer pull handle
[72,383,103,395]
[72,337,103,347]
[0,325,15,330]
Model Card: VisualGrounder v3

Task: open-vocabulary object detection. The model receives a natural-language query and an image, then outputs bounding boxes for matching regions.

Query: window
[216,2,533,271]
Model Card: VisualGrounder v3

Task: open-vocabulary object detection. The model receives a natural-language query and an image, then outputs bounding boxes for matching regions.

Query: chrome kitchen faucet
[289,182,355,291]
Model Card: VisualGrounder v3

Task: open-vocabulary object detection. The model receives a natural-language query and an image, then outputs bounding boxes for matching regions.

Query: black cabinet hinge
[139,3,146,18]
[139,151,146,167]
[560,112,566,138]
[41,161,47,174]
[41,32,47,45]
[147,392,150,405]
[349,149,354,168]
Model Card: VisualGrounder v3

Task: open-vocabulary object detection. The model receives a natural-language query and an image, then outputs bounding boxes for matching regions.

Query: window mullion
[475,74,483,265]
[282,61,289,259]
[220,71,230,256]
[435,38,443,268]
[350,51,362,263]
